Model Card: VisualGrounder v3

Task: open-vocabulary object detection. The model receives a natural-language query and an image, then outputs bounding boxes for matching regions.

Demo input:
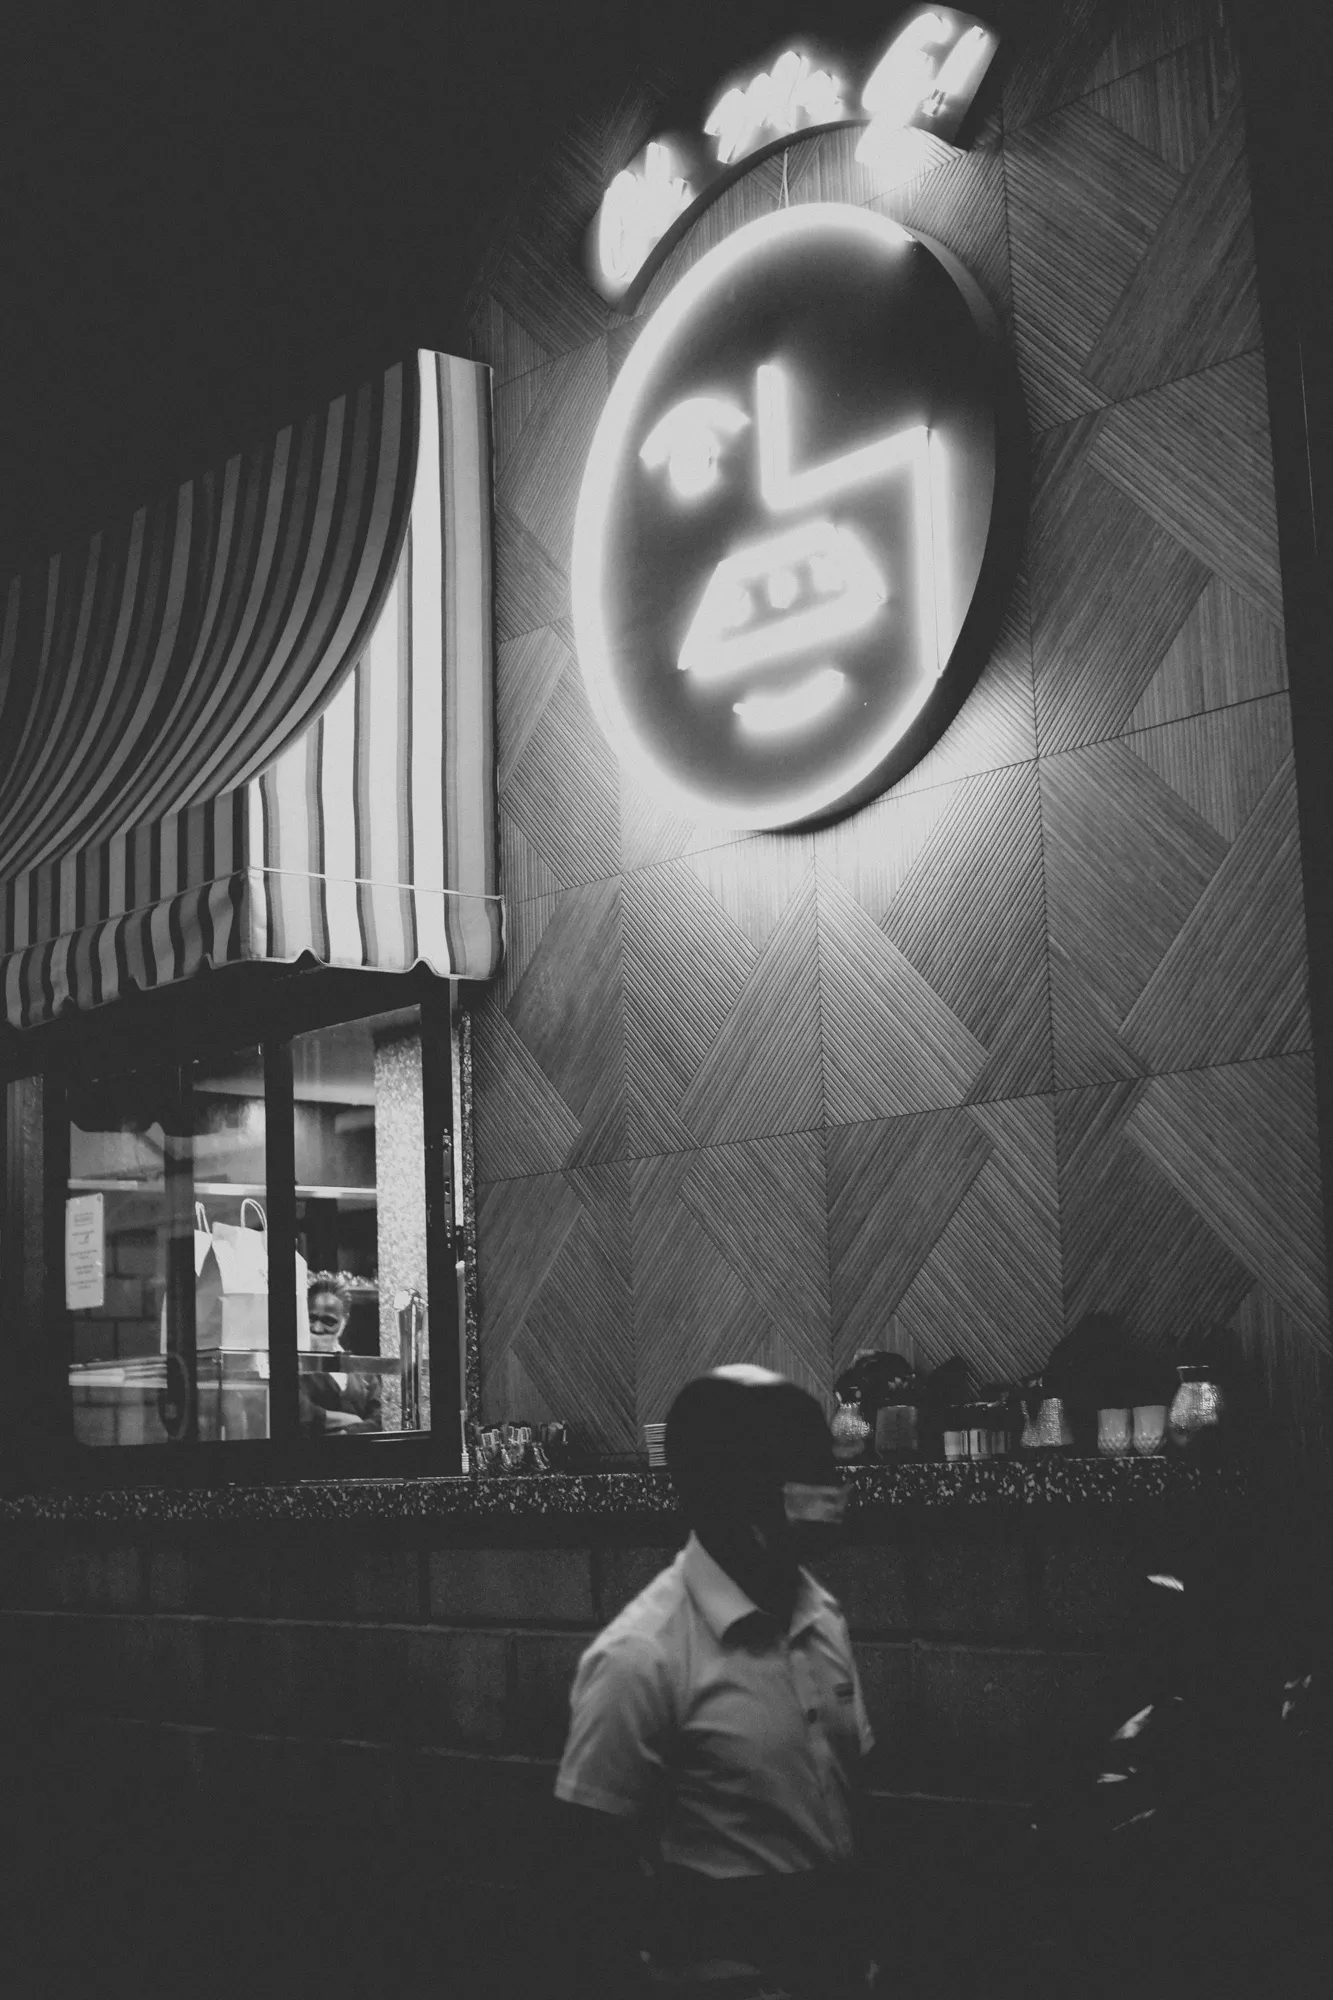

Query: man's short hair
[665,1366,834,1517]
[307,1270,352,1310]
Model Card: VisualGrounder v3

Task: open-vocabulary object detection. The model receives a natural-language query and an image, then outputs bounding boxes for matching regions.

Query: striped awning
[0,352,501,1029]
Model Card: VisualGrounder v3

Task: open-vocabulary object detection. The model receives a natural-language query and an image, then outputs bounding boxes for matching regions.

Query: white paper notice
[65,1193,106,1311]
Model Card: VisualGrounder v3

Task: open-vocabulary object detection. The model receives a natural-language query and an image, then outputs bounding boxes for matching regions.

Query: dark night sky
[0,0,1328,585]
[0,0,838,573]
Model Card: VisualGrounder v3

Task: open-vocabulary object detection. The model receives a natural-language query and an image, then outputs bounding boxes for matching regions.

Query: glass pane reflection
[292,1006,429,1437]
[67,1048,269,1446]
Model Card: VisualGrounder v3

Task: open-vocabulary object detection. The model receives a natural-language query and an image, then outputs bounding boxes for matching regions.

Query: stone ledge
[0,1453,1239,1530]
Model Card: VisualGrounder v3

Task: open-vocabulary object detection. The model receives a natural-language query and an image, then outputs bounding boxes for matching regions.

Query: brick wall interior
[0,1511,1179,1992]
[464,0,1332,1459]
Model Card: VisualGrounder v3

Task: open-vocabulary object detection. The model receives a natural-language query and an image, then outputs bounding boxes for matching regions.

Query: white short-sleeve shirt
[555,1534,874,1879]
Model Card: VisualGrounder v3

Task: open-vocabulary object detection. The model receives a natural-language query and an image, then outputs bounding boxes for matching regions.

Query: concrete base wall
[0,1506,1195,1995]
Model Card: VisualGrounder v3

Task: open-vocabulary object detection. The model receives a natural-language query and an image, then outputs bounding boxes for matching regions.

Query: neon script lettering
[704,49,844,166]
[597,142,694,289]
[588,12,998,309]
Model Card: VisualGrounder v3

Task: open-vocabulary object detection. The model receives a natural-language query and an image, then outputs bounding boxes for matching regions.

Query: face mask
[782,1481,849,1526]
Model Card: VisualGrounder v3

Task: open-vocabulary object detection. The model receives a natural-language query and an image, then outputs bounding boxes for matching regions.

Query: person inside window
[300,1271,382,1434]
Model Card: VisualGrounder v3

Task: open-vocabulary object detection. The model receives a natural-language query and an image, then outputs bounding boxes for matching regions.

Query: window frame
[1,963,466,1488]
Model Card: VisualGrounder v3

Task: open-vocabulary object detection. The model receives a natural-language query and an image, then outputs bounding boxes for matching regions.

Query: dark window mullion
[264,1039,299,1444]
[421,980,461,1472]
[163,1065,197,1448]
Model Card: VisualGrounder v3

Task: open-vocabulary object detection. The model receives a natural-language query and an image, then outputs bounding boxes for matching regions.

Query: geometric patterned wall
[465,0,1331,1455]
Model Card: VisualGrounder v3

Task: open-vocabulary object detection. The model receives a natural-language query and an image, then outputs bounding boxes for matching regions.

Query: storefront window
[67,1045,271,1446]
[291,1006,430,1438]
[59,987,447,1459]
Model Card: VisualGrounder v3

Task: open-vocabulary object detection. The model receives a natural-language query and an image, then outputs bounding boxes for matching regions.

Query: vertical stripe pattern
[0,361,418,883]
[255,353,502,984]
[0,353,501,1028]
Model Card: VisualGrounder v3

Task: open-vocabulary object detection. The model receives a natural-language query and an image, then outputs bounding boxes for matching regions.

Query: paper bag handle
[195,1202,210,1235]
[240,1198,267,1235]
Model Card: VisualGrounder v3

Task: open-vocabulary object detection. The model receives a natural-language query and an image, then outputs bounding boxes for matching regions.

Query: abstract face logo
[572,203,1009,828]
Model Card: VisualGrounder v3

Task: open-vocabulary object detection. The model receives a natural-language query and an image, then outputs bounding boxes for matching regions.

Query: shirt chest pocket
[683,1645,857,1783]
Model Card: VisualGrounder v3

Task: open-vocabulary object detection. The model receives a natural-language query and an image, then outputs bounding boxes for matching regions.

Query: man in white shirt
[553,1365,876,1997]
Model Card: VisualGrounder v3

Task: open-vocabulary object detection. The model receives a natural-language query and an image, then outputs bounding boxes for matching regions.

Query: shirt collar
[680,1532,831,1642]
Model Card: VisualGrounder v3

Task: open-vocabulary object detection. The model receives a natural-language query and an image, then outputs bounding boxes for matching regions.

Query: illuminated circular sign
[571,202,1022,829]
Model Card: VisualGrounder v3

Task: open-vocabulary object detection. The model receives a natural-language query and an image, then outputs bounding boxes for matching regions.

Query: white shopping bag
[162,1200,310,1352]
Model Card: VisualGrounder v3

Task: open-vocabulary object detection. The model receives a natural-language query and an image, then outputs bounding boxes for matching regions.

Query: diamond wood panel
[1125,1057,1329,1341]
[827,1097,1060,1378]
[624,856,822,1153]
[1044,710,1310,1086]
[496,340,609,570]
[1057,1075,1258,1342]
[493,504,569,645]
[1088,354,1282,621]
[889,565,1038,798]
[499,814,562,904]
[816,763,1050,1117]
[879,763,1050,1102]
[1058,1054,1330,1351]
[1228,1283,1329,1455]
[1082,94,1259,402]
[1084,28,1235,171]
[818,867,989,1124]
[497,628,573,785]
[633,1131,831,1424]
[478,1165,635,1453]
[1118,762,1309,1072]
[1126,576,1286,730]
[1124,694,1290,841]
[467,36,1329,1444]
[1006,23,1258,433]
[1006,102,1178,430]
[1002,0,1222,135]
[500,648,620,889]
[876,143,1011,322]
[1030,424,1213,753]
[472,876,626,1180]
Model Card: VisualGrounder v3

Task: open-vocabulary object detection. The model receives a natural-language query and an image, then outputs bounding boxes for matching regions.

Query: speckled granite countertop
[0,1453,1239,1527]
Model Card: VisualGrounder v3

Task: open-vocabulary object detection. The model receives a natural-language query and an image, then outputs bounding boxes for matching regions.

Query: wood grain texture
[472,877,627,1181]
[827,1097,1060,1379]
[1119,754,1310,1071]
[505,876,627,1167]
[1044,709,1311,1086]
[1003,0,1222,134]
[1124,693,1291,841]
[1088,354,1283,620]
[1125,1056,1330,1342]
[1082,94,1260,401]
[466,24,1327,1435]
[477,1165,635,1452]
[880,763,1050,1102]
[633,1132,831,1426]
[1056,1075,1257,1343]
[876,143,1012,322]
[495,341,608,573]
[500,649,620,889]
[1084,28,1236,172]
[1041,738,1227,1084]
[1006,101,1178,430]
[1030,433,1212,753]
[886,566,1039,798]
[493,504,569,645]
[623,856,823,1152]
[622,858,761,1158]
[818,866,989,1124]
[1127,576,1286,730]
